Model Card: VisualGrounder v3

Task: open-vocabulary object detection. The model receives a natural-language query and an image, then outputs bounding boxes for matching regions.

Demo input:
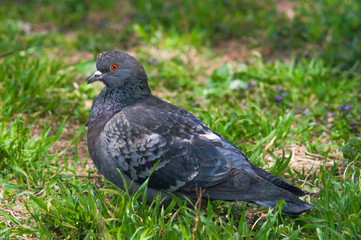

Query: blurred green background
[2,0,361,66]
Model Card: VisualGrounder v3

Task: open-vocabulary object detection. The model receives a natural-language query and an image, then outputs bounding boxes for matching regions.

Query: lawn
[0,0,360,239]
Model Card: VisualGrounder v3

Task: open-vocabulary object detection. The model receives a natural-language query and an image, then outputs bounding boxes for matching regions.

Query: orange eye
[111,64,118,70]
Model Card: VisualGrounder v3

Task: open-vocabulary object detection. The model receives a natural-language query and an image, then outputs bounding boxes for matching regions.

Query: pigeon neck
[88,77,151,129]
[107,77,151,104]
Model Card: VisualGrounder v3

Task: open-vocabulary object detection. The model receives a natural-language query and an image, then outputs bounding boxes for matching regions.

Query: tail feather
[251,163,306,197]
[254,200,313,216]
[204,168,313,215]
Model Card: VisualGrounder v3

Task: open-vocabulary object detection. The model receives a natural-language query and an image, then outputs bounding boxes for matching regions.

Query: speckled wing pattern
[103,98,231,192]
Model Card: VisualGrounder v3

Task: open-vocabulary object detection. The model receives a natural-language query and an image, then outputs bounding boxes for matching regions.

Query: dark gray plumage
[87,51,313,215]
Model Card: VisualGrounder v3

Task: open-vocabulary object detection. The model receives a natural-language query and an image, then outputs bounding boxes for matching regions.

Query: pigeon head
[88,51,149,91]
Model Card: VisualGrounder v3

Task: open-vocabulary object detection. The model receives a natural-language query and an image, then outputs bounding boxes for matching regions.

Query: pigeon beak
[87,70,103,84]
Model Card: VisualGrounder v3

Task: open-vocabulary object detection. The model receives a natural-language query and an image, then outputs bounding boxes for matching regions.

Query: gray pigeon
[87,51,313,215]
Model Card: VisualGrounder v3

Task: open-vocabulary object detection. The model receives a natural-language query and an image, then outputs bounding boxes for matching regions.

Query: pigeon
[87,51,313,215]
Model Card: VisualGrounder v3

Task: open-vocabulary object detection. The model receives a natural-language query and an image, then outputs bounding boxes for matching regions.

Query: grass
[1,0,361,239]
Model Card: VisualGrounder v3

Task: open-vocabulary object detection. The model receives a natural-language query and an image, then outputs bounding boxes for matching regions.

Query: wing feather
[103,102,231,192]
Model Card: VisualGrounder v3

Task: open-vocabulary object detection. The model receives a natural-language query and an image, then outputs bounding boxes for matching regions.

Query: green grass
[1,0,361,239]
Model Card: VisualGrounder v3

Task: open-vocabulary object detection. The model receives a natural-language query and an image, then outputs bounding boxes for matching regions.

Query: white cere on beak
[92,70,102,77]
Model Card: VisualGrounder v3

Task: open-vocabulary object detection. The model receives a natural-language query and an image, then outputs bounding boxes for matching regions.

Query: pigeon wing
[103,103,231,192]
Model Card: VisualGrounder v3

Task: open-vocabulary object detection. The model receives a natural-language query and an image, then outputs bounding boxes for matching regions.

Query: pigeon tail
[250,163,306,197]
[203,168,312,215]
[254,199,313,216]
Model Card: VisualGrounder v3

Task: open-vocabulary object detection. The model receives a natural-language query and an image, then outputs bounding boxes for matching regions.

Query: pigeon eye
[111,64,118,71]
